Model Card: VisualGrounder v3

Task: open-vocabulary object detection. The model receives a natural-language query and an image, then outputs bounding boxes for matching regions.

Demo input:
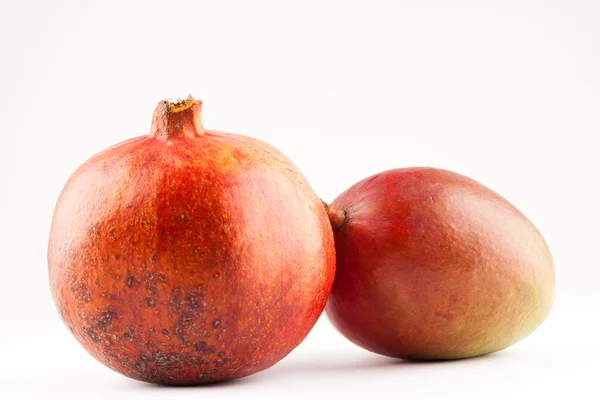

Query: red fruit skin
[326,168,554,360]
[48,99,335,385]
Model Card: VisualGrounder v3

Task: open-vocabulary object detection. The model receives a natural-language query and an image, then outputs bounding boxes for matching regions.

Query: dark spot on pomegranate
[146,297,156,308]
[162,329,169,335]
[97,308,118,331]
[84,328,100,343]
[189,356,208,366]
[172,287,205,319]
[132,350,190,375]
[197,369,218,380]
[144,341,158,350]
[217,351,226,358]
[125,275,135,288]
[185,293,202,310]
[174,321,189,343]
[194,341,216,355]
[212,319,221,328]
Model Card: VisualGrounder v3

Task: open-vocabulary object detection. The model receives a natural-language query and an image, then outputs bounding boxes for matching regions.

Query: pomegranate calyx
[150,95,205,140]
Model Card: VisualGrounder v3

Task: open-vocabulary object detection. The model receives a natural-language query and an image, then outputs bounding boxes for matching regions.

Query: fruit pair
[48,97,554,385]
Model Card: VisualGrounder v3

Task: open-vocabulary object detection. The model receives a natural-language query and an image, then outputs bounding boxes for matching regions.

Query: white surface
[1,0,599,398]
[1,295,599,399]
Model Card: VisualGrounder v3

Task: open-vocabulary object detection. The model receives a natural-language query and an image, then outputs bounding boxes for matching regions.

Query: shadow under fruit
[48,97,335,385]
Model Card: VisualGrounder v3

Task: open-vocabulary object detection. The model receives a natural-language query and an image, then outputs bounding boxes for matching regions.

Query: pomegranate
[48,97,335,385]
[325,168,554,360]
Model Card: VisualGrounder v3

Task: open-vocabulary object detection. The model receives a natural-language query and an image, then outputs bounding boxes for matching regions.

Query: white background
[1,0,599,398]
